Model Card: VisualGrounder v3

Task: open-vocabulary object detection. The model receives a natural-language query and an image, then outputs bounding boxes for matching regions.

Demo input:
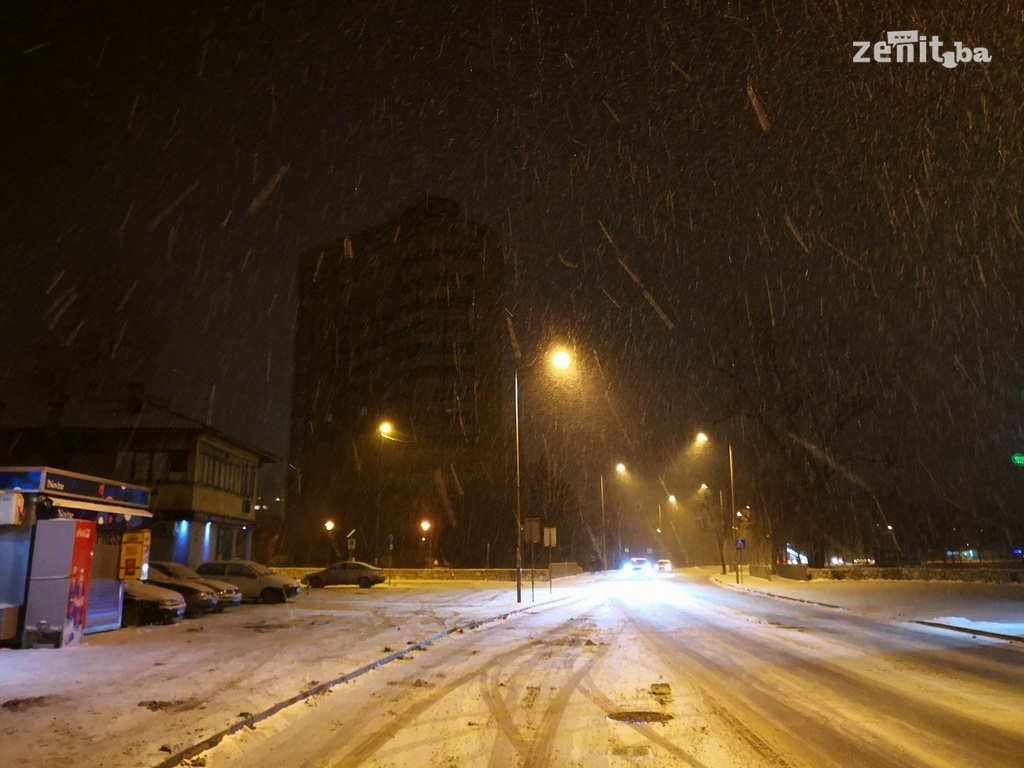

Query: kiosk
[0,467,152,647]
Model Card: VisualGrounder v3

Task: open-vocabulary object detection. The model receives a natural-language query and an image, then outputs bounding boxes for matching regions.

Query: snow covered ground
[1,569,1021,767]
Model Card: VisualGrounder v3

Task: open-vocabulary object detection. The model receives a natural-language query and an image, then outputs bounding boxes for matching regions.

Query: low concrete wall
[809,566,1024,584]
[272,562,583,583]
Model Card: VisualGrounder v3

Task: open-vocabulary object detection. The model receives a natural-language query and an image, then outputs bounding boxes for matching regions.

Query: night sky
[2,2,1022,554]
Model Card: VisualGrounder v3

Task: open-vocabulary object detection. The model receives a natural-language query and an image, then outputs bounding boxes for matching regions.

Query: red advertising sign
[64,520,96,646]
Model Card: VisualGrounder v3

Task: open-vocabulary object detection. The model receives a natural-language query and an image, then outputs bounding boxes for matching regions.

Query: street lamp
[512,344,573,602]
[420,520,432,567]
[695,431,739,584]
[599,462,629,571]
[324,520,337,567]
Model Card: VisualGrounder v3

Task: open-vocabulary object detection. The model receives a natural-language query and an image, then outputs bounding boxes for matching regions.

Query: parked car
[149,561,243,611]
[142,574,219,617]
[122,579,186,626]
[656,559,673,572]
[301,561,386,589]
[196,560,301,603]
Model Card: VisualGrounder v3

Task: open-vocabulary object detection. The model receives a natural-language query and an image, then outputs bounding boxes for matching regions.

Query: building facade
[289,197,511,567]
[0,393,277,569]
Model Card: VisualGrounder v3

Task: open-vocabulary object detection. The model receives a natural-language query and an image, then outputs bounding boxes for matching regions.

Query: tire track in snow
[336,599,597,766]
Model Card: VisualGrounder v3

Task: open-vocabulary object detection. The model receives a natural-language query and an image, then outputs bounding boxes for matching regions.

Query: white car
[196,560,301,603]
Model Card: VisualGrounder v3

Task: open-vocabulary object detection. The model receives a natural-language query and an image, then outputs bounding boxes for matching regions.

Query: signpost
[735,538,746,585]
[544,527,557,594]
[526,518,540,601]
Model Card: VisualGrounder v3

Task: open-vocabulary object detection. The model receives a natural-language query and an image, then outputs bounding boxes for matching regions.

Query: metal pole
[729,443,738,585]
[514,368,523,603]
[599,474,607,571]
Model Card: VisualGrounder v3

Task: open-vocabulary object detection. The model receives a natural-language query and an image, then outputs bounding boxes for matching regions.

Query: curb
[913,620,1024,644]
[710,576,847,611]
[153,593,574,768]
[713,576,1024,644]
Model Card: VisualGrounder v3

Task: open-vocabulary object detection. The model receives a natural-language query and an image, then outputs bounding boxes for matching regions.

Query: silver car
[149,561,243,611]
[196,560,301,603]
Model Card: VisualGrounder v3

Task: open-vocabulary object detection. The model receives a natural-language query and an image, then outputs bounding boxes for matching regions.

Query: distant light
[655,527,662,534]
[420,520,431,532]
[1012,453,1024,466]
[242,526,247,531]
[700,483,708,490]
[695,432,709,444]
[615,463,626,474]
[275,497,281,502]
[551,348,571,370]
[668,495,677,503]
[887,525,893,530]
[324,520,335,532]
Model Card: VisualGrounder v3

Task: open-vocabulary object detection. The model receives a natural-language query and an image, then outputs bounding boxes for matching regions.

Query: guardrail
[272,562,584,583]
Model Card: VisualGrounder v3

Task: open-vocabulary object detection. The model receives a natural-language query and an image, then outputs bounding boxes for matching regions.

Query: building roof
[0,396,280,463]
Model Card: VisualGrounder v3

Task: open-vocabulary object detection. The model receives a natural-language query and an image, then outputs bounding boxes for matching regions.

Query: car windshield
[248,562,273,575]
[162,563,200,580]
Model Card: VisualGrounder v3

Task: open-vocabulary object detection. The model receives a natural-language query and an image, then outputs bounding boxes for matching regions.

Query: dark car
[142,574,219,617]
[149,561,243,611]
[122,579,186,626]
[302,561,386,589]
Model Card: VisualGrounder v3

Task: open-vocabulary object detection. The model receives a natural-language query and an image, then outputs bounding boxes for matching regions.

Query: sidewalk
[710,571,1024,640]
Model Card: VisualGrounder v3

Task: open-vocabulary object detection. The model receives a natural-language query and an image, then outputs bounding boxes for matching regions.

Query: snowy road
[200,573,1024,768]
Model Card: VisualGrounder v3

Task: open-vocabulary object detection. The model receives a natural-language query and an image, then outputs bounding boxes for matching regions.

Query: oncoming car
[656,559,673,572]
[621,557,653,578]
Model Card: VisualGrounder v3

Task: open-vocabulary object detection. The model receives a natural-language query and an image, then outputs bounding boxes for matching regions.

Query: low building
[0,391,278,569]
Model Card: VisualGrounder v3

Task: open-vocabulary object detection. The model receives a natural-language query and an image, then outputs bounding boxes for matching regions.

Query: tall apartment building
[289,197,510,566]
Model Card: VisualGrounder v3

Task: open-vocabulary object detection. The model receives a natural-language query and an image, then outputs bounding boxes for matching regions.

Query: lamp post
[324,520,337,567]
[696,431,739,584]
[375,421,392,566]
[512,345,573,603]
[598,462,628,571]
[420,519,432,568]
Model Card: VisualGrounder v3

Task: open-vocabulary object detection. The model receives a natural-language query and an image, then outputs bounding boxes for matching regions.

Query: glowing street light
[551,348,572,370]
[324,520,335,532]
[379,421,393,436]
[616,462,626,474]
[668,494,677,504]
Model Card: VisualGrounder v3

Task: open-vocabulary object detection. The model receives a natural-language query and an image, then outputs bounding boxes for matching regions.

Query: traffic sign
[735,539,746,550]
[525,518,541,544]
